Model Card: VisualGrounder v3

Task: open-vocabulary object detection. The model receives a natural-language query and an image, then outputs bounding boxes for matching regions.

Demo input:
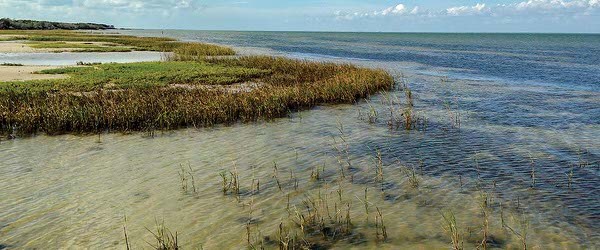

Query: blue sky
[1,0,599,32]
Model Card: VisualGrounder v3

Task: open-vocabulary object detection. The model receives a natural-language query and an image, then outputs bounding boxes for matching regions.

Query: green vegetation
[0,29,393,137]
[25,41,133,52]
[0,57,392,136]
[0,18,114,30]
[26,41,107,49]
[0,30,236,55]
[0,63,23,66]
[3,61,269,93]
[0,36,26,41]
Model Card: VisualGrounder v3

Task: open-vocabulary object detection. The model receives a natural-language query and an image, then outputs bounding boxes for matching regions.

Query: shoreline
[0,65,67,82]
[0,30,394,137]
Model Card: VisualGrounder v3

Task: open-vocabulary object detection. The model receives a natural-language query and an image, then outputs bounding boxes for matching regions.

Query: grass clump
[76,61,102,66]
[146,220,180,250]
[442,211,464,250]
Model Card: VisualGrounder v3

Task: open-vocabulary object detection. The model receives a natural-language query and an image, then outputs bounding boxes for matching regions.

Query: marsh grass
[219,164,242,197]
[566,165,574,189]
[403,166,421,189]
[503,214,529,250]
[145,219,180,250]
[478,193,490,250]
[529,156,536,189]
[25,41,133,52]
[442,211,464,250]
[0,30,235,55]
[269,194,359,249]
[178,163,197,194]
[1,56,392,137]
[123,216,131,250]
[236,153,404,249]
[0,31,392,138]
[147,146,578,249]
[373,149,385,189]
[272,162,283,191]
[374,207,388,241]
[371,88,427,131]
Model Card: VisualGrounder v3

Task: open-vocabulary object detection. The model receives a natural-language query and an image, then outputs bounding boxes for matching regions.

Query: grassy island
[0,30,393,137]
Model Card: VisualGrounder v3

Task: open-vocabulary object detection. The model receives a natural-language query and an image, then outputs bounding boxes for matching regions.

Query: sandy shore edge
[0,65,67,82]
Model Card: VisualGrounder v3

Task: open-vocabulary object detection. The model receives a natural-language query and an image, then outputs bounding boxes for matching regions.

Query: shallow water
[0,31,598,249]
[0,51,165,66]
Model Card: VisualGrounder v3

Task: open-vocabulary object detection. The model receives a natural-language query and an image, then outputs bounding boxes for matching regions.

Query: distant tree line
[0,18,115,30]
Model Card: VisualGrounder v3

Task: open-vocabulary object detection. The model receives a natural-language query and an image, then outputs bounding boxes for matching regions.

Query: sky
[1,0,599,33]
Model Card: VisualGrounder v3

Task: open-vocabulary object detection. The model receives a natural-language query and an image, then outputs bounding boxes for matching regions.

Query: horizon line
[119,27,600,35]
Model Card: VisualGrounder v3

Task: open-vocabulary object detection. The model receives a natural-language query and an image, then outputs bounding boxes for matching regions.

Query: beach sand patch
[0,42,41,53]
[0,66,68,81]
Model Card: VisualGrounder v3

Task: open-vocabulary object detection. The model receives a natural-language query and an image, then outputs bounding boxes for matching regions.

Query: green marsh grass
[0,30,236,55]
[1,55,392,137]
[25,41,132,52]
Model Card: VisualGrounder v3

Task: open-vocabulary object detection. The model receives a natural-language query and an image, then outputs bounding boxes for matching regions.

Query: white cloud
[446,3,488,16]
[0,0,206,13]
[442,0,600,17]
[380,4,406,16]
[334,3,423,20]
[514,0,587,11]
[410,6,420,15]
[495,0,600,16]
[334,0,600,21]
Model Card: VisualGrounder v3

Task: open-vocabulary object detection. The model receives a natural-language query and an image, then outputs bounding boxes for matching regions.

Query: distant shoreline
[0,18,114,30]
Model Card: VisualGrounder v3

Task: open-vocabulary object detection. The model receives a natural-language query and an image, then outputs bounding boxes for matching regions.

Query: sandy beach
[0,65,66,81]
[0,41,67,81]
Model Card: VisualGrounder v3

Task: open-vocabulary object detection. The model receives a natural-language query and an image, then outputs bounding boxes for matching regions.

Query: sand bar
[0,42,42,53]
[0,65,67,81]
[0,41,122,53]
